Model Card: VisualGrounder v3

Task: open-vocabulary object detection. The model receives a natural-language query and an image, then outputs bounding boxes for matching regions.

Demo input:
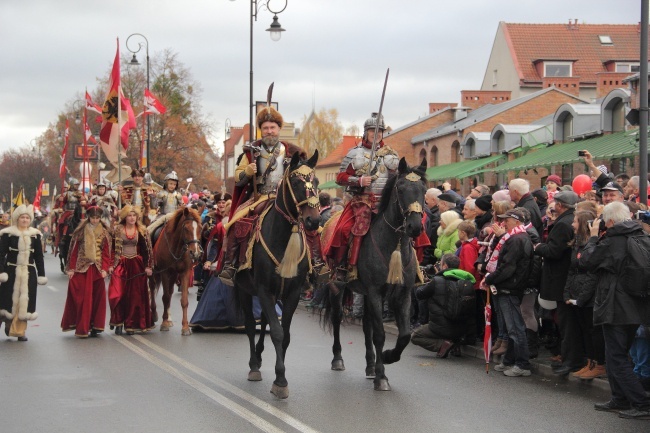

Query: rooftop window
[598,35,613,45]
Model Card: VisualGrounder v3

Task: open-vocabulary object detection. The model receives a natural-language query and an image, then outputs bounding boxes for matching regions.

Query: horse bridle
[383,171,424,234]
[275,163,319,228]
[163,217,203,263]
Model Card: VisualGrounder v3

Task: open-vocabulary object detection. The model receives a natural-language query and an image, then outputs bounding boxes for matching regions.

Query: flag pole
[10,182,13,213]
[117,38,123,209]
[141,104,145,169]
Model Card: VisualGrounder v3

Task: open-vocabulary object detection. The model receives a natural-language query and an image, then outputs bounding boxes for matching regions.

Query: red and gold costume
[60,210,111,338]
[108,209,154,333]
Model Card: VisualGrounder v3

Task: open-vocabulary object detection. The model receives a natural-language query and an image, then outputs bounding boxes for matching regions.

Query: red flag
[143,88,167,115]
[59,119,69,179]
[483,291,493,374]
[33,178,45,211]
[85,91,102,114]
[100,39,136,166]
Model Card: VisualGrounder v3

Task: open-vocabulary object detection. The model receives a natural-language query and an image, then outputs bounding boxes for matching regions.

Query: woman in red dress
[61,206,111,338]
[108,205,154,335]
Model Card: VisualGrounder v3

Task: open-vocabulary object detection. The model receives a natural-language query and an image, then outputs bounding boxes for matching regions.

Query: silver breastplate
[65,192,79,210]
[341,145,398,196]
[132,188,143,206]
[257,144,286,195]
[159,191,180,214]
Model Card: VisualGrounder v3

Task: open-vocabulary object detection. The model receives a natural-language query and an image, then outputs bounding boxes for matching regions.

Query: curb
[300,301,611,392]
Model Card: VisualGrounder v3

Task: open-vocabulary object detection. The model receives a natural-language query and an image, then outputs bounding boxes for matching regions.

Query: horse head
[283,150,321,232]
[171,207,203,263]
[379,157,428,238]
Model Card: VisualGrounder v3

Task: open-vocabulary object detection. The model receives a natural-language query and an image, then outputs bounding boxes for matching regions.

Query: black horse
[58,206,82,273]
[234,150,320,399]
[324,157,427,391]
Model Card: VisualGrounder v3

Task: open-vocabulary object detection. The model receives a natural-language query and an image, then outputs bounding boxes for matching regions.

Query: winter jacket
[458,238,480,288]
[415,268,476,341]
[563,241,597,307]
[434,219,461,259]
[484,231,533,298]
[535,209,574,302]
[526,225,542,289]
[422,205,440,266]
[517,193,543,236]
[578,220,650,326]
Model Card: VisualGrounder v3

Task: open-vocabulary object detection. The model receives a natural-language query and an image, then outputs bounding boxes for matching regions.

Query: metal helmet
[143,173,154,185]
[69,177,80,186]
[164,171,179,182]
[96,179,106,188]
[363,112,386,132]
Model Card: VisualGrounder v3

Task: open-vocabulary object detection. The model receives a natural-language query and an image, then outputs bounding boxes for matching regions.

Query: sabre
[252,82,275,201]
[368,68,390,177]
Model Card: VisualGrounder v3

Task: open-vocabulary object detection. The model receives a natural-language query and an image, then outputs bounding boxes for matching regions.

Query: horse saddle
[150,224,165,249]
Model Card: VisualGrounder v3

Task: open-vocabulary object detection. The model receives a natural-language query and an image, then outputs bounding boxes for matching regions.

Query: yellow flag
[12,188,25,210]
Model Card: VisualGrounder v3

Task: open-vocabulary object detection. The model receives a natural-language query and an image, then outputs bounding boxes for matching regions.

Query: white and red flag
[85,121,97,144]
[59,119,69,179]
[85,91,102,114]
[143,88,167,115]
[100,39,137,167]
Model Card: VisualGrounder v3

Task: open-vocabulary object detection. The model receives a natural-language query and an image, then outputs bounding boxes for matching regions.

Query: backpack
[443,278,476,321]
[622,234,650,298]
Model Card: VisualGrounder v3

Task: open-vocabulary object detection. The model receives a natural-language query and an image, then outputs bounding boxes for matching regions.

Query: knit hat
[491,189,511,203]
[546,174,562,186]
[475,195,492,212]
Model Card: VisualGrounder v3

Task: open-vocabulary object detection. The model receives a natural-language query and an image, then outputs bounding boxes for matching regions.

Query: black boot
[218,233,241,287]
[305,230,329,284]
[526,328,539,359]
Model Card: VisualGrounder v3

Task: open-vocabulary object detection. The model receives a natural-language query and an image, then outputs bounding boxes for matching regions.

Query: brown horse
[149,207,203,336]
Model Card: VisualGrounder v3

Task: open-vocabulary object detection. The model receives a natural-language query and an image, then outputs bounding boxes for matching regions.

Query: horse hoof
[181,328,192,336]
[248,371,262,381]
[365,367,376,378]
[331,359,345,371]
[160,325,169,332]
[374,379,391,391]
[270,383,289,399]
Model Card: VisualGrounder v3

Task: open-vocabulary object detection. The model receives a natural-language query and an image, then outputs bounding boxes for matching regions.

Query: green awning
[319,180,341,189]
[492,129,645,174]
[426,155,506,182]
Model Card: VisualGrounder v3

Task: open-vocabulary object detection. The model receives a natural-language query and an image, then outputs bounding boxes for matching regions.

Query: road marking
[47,285,58,292]
[133,335,320,433]
[110,334,287,433]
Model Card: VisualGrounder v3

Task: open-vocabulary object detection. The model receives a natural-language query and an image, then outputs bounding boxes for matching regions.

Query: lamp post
[126,33,150,171]
[231,0,287,144]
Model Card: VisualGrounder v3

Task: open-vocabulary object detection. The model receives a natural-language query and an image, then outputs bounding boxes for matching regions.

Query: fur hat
[11,204,34,226]
[119,204,141,223]
[256,106,283,128]
[546,174,562,186]
[475,195,493,212]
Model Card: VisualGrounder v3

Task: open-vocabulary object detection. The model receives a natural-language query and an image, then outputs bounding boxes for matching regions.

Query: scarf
[83,222,104,262]
[485,223,528,274]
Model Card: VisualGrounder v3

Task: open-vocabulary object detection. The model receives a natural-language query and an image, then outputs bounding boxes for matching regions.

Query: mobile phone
[578,150,586,157]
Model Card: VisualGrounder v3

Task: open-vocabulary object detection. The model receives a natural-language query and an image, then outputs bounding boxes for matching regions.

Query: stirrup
[333,266,348,283]
[312,263,331,284]
[347,265,358,281]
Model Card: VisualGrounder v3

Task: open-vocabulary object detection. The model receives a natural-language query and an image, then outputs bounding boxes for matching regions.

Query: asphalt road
[0,253,642,433]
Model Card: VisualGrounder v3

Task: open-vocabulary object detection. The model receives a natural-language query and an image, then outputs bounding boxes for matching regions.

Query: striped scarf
[485,223,528,274]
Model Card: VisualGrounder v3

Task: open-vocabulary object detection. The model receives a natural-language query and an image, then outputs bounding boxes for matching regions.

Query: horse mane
[167,207,201,233]
[377,164,428,215]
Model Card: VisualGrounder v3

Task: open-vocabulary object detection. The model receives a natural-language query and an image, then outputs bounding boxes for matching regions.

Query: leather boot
[347,235,363,281]
[526,329,539,359]
[331,246,349,282]
[492,339,509,356]
[218,232,241,287]
[305,230,329,284]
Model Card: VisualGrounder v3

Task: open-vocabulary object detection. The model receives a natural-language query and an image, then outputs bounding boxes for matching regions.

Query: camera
[636,210,650,224]
[578,150,587,157]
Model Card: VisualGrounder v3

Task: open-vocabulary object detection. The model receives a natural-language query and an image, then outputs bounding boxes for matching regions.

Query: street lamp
[126,33,150,171]
[71,100,84,125]
[231,0,287,144]
[225,118,232,141]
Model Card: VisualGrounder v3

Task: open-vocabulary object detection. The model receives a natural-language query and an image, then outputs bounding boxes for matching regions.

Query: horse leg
[160,276,174,331]
[328,281,346,371]
[257,289,289,399]
[367,292,390,391]
[149,276,159,324]
[362,298,376,378]
[243,293,262,381]
[382,285,411,365]
[279,284,300,361]
[179,271,192,336]
[255,313,267,368]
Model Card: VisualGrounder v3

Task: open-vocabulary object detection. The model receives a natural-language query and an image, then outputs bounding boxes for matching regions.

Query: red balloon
[571,174,592,195]
[182,195,189,204]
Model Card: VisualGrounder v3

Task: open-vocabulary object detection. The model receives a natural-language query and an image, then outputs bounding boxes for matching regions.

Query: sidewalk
[299,300,611,392]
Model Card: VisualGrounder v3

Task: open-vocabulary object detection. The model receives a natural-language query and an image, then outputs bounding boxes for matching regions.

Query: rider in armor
[63,178,86,211]
[324,112,399,281]
[156,171,184,215]
[218,104,318,286]
[119,168,154,224]
[90,179,117,227]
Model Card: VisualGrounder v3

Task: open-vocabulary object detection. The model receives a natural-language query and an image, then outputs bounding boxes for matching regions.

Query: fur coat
[0,226,47,321]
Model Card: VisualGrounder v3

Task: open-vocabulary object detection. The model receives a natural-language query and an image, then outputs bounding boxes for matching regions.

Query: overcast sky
[0,0,642,156]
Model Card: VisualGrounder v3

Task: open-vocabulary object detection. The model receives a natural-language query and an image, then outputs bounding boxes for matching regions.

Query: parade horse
[233,150,320,399]
[149,207,203,336]
[57,206,82,273]
[323,157,427,391]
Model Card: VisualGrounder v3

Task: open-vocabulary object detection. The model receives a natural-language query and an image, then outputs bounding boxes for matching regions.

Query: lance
[368,68,390,178]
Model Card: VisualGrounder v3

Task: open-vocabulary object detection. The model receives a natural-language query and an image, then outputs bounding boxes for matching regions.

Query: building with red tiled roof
[481,21,648,100]
[315,135,361,195]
